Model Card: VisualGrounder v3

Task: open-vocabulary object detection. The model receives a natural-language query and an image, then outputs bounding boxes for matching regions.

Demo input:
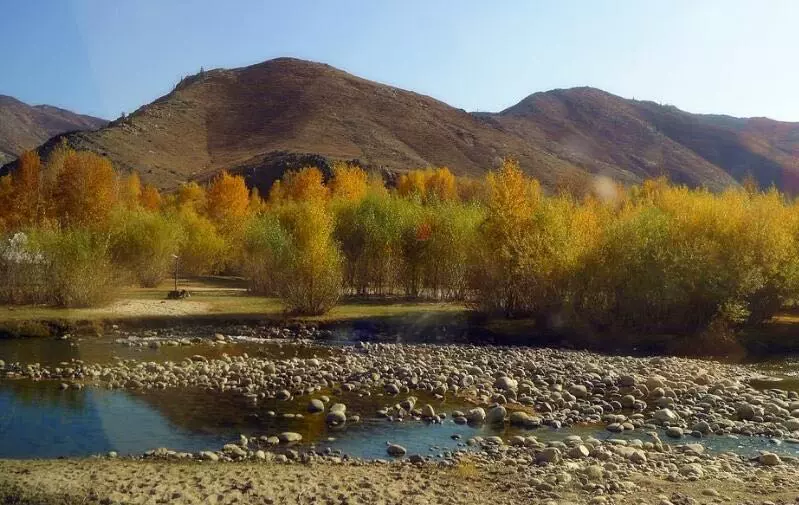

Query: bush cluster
[2,146,798,341]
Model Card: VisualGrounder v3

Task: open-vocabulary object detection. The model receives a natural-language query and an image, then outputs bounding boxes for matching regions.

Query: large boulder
[307,399,325,413]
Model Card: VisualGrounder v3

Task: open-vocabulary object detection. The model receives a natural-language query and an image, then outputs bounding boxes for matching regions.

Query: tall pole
[174,256,178,292]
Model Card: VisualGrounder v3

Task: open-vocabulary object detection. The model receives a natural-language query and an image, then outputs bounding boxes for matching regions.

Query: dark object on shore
[167,290,191,300]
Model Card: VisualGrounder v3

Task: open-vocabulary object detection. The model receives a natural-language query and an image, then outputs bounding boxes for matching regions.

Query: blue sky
[2,1,798,121]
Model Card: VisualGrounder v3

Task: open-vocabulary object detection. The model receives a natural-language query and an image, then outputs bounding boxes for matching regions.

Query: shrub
[32,228,118,307]
[242,214,292,295]
[109,209,182,287]
[0,232,48,304]
[175,209,227,276]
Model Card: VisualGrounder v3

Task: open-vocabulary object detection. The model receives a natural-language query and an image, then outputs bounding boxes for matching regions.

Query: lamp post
[172,254,179,293]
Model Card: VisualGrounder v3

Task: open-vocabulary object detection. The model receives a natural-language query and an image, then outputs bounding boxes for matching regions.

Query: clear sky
[2,0,798,121]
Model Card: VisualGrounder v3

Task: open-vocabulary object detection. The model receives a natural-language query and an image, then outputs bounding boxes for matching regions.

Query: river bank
[4,332,799,502]
[2,452,798,505]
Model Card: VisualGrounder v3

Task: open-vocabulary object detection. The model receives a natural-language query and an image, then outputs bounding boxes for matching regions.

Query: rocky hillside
[4,58,799,193]
[0,95,107,165]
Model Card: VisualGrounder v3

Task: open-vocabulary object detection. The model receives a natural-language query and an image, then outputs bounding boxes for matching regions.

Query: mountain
[3,58,799,193]
[0,95,107,165]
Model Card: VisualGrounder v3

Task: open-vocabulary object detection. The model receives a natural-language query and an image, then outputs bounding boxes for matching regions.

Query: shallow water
[2,335,799,460]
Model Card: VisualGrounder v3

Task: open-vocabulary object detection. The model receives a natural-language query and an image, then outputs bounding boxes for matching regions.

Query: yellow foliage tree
[176,181,207,213]
[119,172,142,209]
[205,171,250,226]
[270,167,330,204]
[396,170,426,199]
[330,162,368,201]
[424,167,457,201]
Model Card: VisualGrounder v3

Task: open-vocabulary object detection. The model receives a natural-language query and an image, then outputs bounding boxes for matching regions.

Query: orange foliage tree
[54,151,118,228]
[205,170,250,226]
[139,184,162,211]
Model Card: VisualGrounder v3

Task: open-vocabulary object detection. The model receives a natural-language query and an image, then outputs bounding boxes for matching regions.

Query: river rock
[666,427,684,438]
[654,408,678,424]
[486,406,507,424]
[387,444,407,457]
[495,376,518,391]
[736,403,756,421]
[223,444,246,458]
[466,407,486,423]
[759,452,782,466]
[679,463,704,479]
[421,404,436,418]
[278,432,302,444]
[308,399,325,413]
[326,410,347,426]
[509,411,540,427]
[692,421,711,434]
[568,384,588,399]
[199,451,219,461]
[785,419,799,432]
[536,447,561,465]
[568,445,590,459]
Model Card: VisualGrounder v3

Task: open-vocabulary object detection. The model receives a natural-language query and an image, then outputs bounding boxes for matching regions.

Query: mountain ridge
[0,94,107,165]
[3,57,799,193]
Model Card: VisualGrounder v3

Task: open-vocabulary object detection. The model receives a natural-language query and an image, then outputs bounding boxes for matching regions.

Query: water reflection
[0,335,332,367]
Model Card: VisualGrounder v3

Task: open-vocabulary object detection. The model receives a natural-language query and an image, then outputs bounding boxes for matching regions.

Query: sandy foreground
[1,458,798,505]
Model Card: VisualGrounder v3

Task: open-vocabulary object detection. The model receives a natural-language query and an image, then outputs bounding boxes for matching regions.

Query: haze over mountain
[0,95,107,165]
[3,57,799,194]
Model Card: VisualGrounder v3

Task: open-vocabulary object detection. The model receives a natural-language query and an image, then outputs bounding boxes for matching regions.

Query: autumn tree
[277,199,342,314]
[396,170,426,200]
[54,151,118,229]
[270,167,329,204]
[119,172,142,209]
[139,184,162,211]
[175,208,227,275]
[424,167,457,202]
[473,158,541,316]
[205,171,250,226]
[330,162,368,201]
[9,151,42,227]
[0,175,15,232]
[176,181,207,213]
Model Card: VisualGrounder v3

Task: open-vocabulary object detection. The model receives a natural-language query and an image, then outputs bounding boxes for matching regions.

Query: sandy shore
[1,458,798,505]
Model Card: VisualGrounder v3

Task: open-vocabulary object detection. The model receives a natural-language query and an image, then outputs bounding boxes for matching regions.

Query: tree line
[1,144,798,346]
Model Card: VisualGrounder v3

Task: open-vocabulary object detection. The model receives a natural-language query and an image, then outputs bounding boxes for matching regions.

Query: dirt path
[100,299,211,317]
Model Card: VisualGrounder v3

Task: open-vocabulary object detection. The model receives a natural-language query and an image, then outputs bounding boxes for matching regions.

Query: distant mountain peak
[0,96,107,164]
